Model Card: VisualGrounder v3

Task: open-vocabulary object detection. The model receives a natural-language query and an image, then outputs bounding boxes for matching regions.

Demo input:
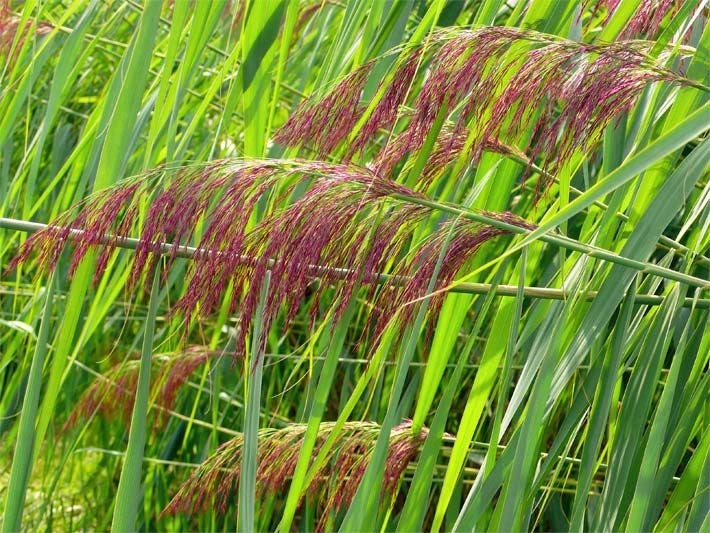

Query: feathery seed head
[276,27,687,185]
[163,420,427,529]
[62,347,215,432]
[10,159,528,358]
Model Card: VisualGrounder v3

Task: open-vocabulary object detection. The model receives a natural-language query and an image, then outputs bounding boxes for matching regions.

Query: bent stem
[392,194,710,290]
[1,217,707,306]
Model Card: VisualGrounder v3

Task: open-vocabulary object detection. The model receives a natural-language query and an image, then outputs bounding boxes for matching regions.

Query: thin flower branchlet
[370,214,533,344]
[162,420,427,530]
[274,65,376,158]
[374,121,525,190]
[10,160,531,358]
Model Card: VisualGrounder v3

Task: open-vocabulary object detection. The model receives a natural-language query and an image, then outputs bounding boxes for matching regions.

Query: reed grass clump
[0,1,707,532]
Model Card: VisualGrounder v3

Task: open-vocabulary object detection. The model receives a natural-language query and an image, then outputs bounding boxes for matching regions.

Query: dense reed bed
[0,1,708,531]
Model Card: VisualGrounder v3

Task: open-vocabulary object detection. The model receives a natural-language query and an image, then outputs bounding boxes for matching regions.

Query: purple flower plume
[162,420,427,530]
[275,26,687,181]
[62,346,215,432]
[10,160,527,357]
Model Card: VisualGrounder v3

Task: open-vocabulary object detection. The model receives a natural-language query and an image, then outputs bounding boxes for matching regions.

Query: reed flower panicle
[11,159,525,357]
[62,347,215,432]
[276,27,687,184]
[163,420,427,529]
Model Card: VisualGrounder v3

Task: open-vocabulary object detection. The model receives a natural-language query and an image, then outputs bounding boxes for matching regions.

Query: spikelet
[63,347,214,432]
[276,26,688,180]
[162,420,427,530]
[11,160,528,357]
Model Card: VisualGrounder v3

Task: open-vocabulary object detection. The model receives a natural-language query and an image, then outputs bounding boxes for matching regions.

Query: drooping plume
[63,347,215,432]
[275,26,688,181]
[11,160,526,357]
[163,420,427,530]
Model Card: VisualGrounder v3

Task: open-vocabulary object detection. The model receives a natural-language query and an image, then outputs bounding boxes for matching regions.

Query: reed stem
[1,217,707,308]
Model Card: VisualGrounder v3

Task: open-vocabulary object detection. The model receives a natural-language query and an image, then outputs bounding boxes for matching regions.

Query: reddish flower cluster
[163,161,432,355]
[11,160,527,357]
[163,420,427,530]
[62,347,214,432]
[0,1,52,65]
[276,26,687,184]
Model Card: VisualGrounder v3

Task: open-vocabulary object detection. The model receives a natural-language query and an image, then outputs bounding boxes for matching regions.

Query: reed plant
[0,0,708,531]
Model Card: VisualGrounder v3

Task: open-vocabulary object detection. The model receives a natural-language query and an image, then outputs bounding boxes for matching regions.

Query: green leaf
[519,103,710,250]
[110,271,160,533]
[238,272,271,532]
[2,276,55,533]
